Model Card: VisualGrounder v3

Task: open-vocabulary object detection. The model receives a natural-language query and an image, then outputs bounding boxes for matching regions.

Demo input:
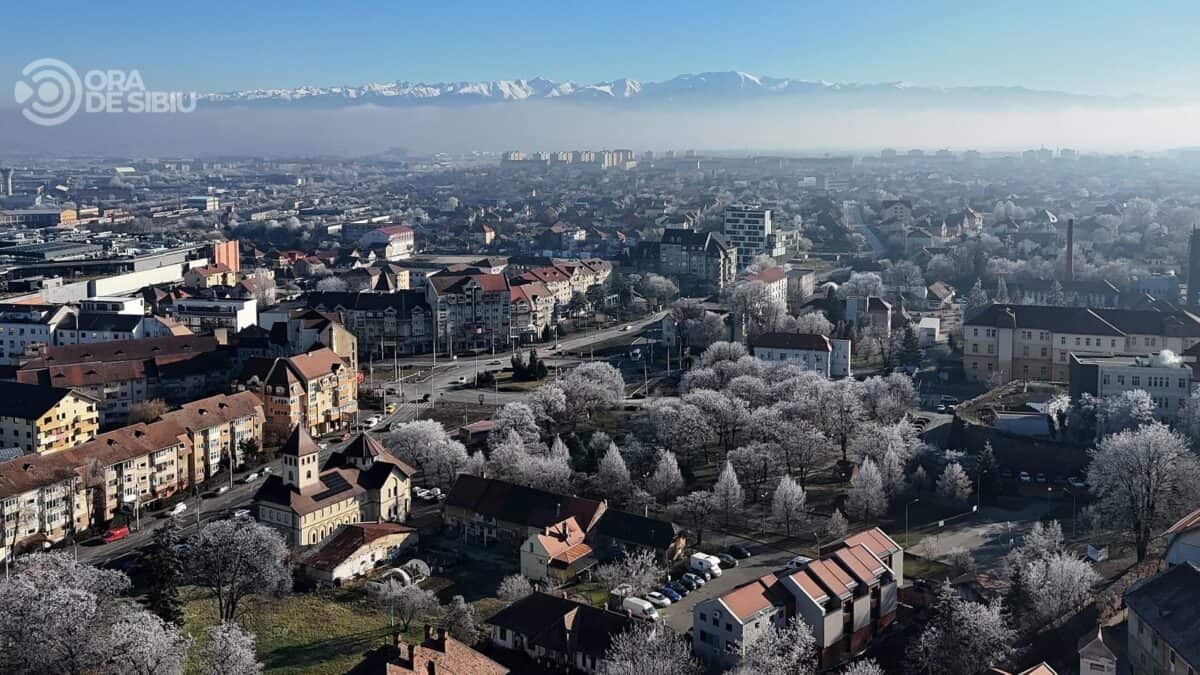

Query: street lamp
[905,498,919,548]
[1060,487,1078,537]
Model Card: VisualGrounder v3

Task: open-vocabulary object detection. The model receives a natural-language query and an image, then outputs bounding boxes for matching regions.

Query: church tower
[280,425,320,490]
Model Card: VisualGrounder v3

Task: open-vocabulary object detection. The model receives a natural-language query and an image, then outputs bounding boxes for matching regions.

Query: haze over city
[2,3,1200,675]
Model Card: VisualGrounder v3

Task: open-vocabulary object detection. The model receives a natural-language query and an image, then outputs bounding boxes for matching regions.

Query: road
[76,311,669,566]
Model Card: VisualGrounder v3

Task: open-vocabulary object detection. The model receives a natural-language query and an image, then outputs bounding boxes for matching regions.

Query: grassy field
[181,584,507,675]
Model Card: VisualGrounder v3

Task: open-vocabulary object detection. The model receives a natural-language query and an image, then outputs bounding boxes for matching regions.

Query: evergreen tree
[900,325,922,367]
[994,276,1010,304]
[977,441,1000,503]
[1049,279,1066,306]
[144,523,185,625]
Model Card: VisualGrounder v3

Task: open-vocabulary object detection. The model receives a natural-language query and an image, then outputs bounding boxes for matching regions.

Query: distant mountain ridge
[199,70,1134,107]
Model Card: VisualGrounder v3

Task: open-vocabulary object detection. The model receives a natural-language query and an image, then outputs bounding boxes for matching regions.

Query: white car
[421,488,443,502]
[455,376,468,385]
[785,555,814,570]
[232,509,252,519]
[240,472,259,484]
[644,591,671,608]
[169,502,187,516]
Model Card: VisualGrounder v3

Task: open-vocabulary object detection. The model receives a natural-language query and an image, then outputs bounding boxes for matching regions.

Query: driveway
[659,545,802,632]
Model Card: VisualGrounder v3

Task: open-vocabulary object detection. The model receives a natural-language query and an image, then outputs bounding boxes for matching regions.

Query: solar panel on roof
[311,472,352,502]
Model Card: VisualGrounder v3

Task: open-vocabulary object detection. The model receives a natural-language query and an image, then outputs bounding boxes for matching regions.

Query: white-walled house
[750,332,851,378]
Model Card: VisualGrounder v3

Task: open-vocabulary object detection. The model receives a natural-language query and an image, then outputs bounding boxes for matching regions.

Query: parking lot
[659,544,804,632]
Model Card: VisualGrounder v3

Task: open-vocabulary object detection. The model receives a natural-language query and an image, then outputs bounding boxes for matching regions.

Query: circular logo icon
[13,58,82,127]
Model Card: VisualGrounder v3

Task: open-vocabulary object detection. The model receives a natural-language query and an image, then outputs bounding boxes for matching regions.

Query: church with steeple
[253,425,415,547]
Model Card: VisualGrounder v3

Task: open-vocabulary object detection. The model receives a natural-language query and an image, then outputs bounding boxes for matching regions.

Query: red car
[101,526,130,543]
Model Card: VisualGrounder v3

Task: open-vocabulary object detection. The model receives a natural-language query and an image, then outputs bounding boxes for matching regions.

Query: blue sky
[3,0,1197,97]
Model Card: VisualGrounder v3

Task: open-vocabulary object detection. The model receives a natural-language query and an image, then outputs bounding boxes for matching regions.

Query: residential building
[741,266,788,305]
[520,517,596,585]
[426,270,511,354]
[236,347,357,440]
[964,304,1200,384]
[53,312,183,345]
[724,205,784,269]
[299,521,418,584]
[305,291,432,357]
[1124,562,1200,675]
[488,592,635,675]
[880,199,913,224]
[185,195,220,211]
[0,382,99,455]
[750,332,852,378]
[509,281,555,344]
[653,228,738,293]
[351,625,508,675]
[590,508,687,564]
[1165,507,1200,568]
[845,296,893,337]
[79,296,145,315]
[183,263,238,289]
[443,474,607,549]
[170,296,258,334]
[0,303,73,365]
[253,427,414,547]
[1069,353,1194,420]
[159,391,264,486]
[1077,627,1118,675]
[693,528,902,669]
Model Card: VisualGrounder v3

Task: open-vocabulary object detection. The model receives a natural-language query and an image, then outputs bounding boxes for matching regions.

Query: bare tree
[198,622,263,675]
[441,595,480,645]
[671,490,717,546]
[605,621,701,675]
[496,574,533,602]
[185,519,291,623]
[128,398,169,425]
[1087,423,1200,561]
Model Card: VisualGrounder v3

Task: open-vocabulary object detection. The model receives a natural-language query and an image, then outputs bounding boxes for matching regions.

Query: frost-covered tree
[442,595,480,645]
[839,659,885,675]
[0,552,191,675]
[966,278,990,316]
[376,580,437,630]
[846,458,887,521]
[1096,389,1156,438]
[817,379,864,461]
[528,385,568,427]
[910,582,1014,675]
[685,389,750,454]
[559,362,625,421]
[639,399,711,463]
[791,312,834,336]
[700,341,749,367]
[671,490,717,546]
[825,509,849,540]
[1087,423,1200,561]
[771,475,809,536]
[840,272,885,299]
[198,622,263,675]
[936,462,973,505]
[185,519,291,623]
[594,549,664,595]
[648,450,685,502]
[606,620,700,675]
[597,443,633,501]
[388,420,471,489]
[734,618,816,675]
[496,574,534,602]
[730,442,778,504]
[489,402,543,450]
[858,374,918,424]
[713,461,745,528]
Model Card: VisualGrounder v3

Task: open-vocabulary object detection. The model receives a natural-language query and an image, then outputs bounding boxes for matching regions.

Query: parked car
[1019,471,1032,483]
[689,553,723,578]
[728,544,752,559]
[785,555,814,570]
[716,553,738,569]
[622,596,659,621]
[240,472,259,484]
[232,509,252,519]
[169,502,187,517]
[681,572,706,587]
[101,526,130,543]
[414,488,431,500]
[1068,476,1087,489]
[455,376,468,385]
[668,580,691,596]
[659,585,682,602]
[621,325,632,331]
[421,488,443,502]
[1035,472,1047,484]
[488,360,502,366]
[644,591,671,608]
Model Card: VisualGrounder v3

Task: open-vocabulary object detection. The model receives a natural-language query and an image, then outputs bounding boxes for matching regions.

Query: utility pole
[905,498,919,548]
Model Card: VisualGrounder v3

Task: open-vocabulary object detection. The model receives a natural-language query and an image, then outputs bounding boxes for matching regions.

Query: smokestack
[1065,218,1075,282]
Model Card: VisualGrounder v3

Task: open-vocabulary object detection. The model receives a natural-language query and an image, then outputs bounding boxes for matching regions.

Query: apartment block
[426,270,511,354]
[305,290,432,357]
[237,347,357,441]
[724,205,785,269]
[160,391,265,486]
[964,304,1200,384]
[0,382,99,455]
[750,332,852,378]
[693,528,902,670]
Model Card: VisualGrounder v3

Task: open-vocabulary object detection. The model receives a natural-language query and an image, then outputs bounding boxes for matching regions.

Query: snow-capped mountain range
[199,71,1115,107]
